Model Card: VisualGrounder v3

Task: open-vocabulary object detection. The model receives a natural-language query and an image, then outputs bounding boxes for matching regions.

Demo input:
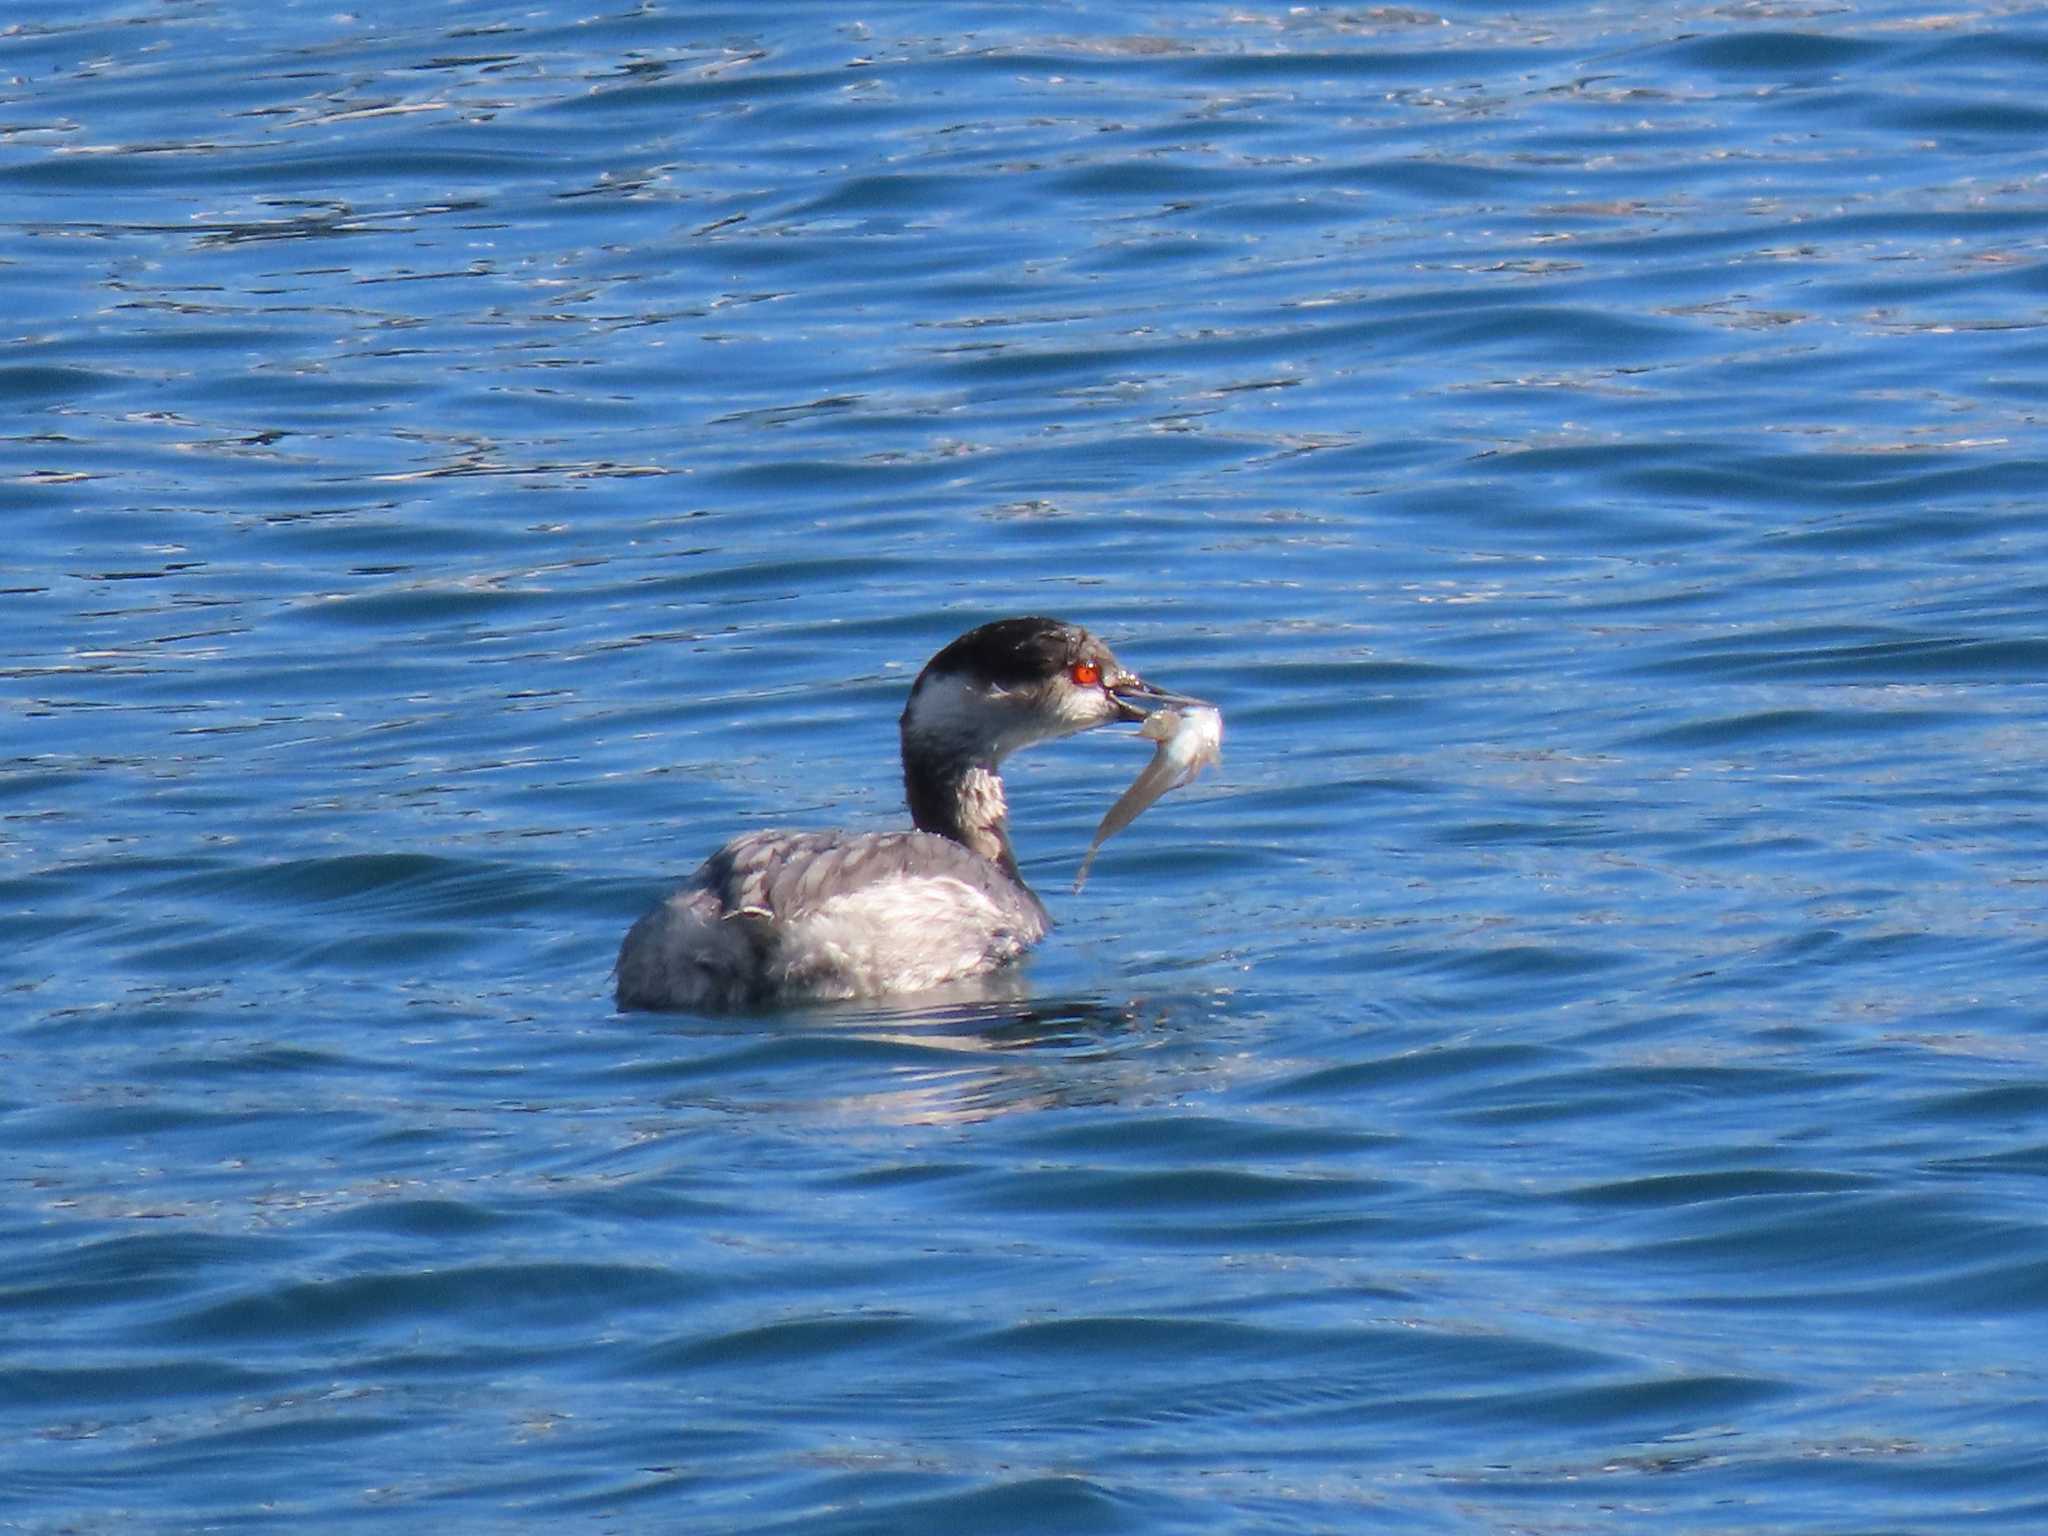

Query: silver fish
[1073,703,1223,892]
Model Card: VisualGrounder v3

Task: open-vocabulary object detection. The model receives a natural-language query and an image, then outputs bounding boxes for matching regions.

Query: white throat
[903,670,1075,765]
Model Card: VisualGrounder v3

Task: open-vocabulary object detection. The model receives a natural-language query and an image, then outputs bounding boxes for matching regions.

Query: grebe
[615,616,1182,1011]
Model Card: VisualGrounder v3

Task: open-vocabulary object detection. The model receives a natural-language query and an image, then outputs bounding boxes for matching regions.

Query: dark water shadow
[602,980,1231,1125]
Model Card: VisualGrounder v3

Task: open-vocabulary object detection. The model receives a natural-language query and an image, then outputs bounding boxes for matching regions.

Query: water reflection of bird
[616,617,1180,1011]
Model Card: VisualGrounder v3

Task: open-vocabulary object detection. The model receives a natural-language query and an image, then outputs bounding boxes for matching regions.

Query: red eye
[1071,661,1101,687]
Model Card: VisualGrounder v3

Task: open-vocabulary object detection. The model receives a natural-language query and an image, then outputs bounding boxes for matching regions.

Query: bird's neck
[904,750,1022,880]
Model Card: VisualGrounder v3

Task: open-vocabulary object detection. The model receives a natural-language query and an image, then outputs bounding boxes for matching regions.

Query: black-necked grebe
[614,617,1182,1011]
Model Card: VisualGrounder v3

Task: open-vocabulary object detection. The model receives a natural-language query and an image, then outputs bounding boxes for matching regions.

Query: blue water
[7,1,2048,1529]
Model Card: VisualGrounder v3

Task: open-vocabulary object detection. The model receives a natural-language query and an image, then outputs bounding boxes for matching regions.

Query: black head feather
[918,616,1096,688]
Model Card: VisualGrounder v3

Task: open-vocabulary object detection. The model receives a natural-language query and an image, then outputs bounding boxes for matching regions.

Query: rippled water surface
[7,0,2048,1530]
